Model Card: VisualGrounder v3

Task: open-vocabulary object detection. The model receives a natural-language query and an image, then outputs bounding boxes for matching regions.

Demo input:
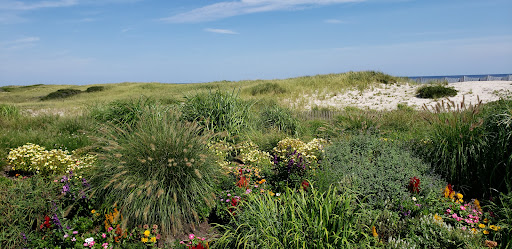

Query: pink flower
[71,237,76,242]
[456,217,463,222]
[102,233,107,238]
[452,213,458,219]
[446,209,452,213]
[180,241,185,244]
[201,237,206,241]
[102,243,109,249]
[460,206,466,211]
[73,231,78,235]
[84,243,88,247]
[461,226,467,231]
[63,234,69,239]
[189,234,195,240]
[107,227,114,232]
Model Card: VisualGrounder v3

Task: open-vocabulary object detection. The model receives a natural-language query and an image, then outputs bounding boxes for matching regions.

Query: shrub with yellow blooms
[7,143,95,176]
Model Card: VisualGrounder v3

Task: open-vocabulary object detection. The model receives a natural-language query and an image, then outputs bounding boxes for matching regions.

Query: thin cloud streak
[324,19,346,23]
[204,28,239,34]
[161,0,363,23]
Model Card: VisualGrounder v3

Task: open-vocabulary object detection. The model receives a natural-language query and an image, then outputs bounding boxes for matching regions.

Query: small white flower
[412,197,417,201]
[276,193,281,197]
[85,237,94,243]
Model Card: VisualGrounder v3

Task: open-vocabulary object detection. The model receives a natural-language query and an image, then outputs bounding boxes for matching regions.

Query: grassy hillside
[0,71,406,113]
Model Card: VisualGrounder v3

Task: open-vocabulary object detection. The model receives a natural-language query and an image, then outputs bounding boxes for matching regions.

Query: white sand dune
[301,81,512,111]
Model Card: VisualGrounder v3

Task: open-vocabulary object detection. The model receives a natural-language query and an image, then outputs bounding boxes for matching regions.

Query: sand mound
[300,81,512,111]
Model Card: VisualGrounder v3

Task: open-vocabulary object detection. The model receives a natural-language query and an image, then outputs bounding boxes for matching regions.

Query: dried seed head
[150,144,156,151]
[194,169,202,178]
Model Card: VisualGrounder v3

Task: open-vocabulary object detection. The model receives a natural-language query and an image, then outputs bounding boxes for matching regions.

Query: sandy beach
[302,81,512,111]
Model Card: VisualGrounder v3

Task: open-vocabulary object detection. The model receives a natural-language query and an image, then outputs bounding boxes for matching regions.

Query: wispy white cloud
[0,0,78,11]
[161,0,364,23]
[204,28,239,34]
[0,36,40,50]
[324,18,346,24]
[0,12,27,24]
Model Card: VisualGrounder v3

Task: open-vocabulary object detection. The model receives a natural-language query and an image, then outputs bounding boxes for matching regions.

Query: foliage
[213,186,370,249]
[85,86,105,93]
[181,89,253,137]
[272,137,326,164]
[89,96,160,127]
[41,88,82,100]
[7,143,95,176]
[249,82,286,96]
[487,192,512,248]
[0,103,20,117]
[90,106,218,236]
[416,83,458,99]
[259,103,298,135]
[422,99,512,196]
[0,176,58,249]
[317,135,444,207]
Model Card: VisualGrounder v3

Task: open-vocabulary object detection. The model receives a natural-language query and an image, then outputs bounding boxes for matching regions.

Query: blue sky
[0,0,511,85]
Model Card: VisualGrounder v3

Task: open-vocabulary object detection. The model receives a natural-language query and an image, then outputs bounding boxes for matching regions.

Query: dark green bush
[416,84,458,99]
[249,82,286,96]
[41,89,82,100]
[85,86,105,93]
[181,90,252,137]
[90,106,218,236]
[316,135,444,207]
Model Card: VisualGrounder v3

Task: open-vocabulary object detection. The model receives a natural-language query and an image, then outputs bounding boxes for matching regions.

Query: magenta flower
[102,233,106,238]
[189,234,195,240]
[446,209,452,213]
[460,206,466,211]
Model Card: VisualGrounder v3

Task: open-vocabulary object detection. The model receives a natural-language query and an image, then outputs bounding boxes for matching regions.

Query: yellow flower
[483,218,489,223]
[483,230,489,235]
[141,237,148,243]
[371,226,378,239]
[471,228,477,234]
[490,225,498,231]
[144,230,150,237]
[150,237,156,243]
[269,191,275,196]
[91,209,96,214]
[434,214,443,222]
[259,179,266,184]
[478,224,486,229]
[456,193,463,200]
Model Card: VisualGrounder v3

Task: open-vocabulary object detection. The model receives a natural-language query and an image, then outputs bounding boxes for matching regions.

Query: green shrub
[85,86,105,92]
[487,192,512,248]
[213,186,370,248]
[41,89,82,100]
[0,176,59,249]
[181,90,252,137]
[259,104,298,135]
[90,106,218,236]
[89,96,160,127]
[317,135,444,207]
[416,83,458,99]
[249,82,286,96]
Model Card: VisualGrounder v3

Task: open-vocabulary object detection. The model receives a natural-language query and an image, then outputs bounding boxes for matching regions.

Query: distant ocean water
[405,74,512,83]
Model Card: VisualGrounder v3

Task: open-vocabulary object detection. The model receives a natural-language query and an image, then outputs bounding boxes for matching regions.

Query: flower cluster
[408,176,421,194]
[139,224,160,245]
[178,234,208,249]
[273,138,326,166]
[7,143,95,176]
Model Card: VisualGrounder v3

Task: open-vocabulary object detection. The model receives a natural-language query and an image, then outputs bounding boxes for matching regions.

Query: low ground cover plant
[41,88,82,100]
[416,82,458,98]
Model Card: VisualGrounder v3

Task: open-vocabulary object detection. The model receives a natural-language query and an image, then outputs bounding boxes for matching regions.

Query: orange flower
[371,226,378,239]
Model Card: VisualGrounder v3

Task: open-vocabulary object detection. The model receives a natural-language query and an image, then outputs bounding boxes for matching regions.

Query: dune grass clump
[89,96,160,127]
[416,83,458,99]
[90,106,218,236]
[259,103,298,135]
[249,82,287,96]
[41,89,82,101]
[181,90,253,137]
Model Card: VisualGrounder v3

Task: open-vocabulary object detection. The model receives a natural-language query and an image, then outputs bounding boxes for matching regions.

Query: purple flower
[82,178,90,187]
[62,184,70,194]
[52,214,62,230]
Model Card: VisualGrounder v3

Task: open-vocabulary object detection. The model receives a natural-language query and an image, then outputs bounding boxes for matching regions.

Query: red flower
[301,180,310,191]
[40,215,51,230]
[236,176,249,188]
[230,197,238,207]
[189,242,206,249]
[408,177,421,194]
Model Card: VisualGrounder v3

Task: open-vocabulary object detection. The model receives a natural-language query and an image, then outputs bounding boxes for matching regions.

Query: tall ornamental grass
[213,186,369,249]
[90,106,218,236]
[423,99,512,196]
[181,90,253,137]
